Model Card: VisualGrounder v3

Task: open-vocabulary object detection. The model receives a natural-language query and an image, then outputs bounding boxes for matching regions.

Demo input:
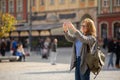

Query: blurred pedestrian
[0,39,6,56]
[107,39,115,68]
[16,43,26,62]
[50,38,58,65]
[25,38,29,50]
[103,36,108,49]
[6,38,11,52]
[11,38,18,56]
[39,38,44,55]
[63,18,96,80]
[115,41,120,68]
[42,37,51,59]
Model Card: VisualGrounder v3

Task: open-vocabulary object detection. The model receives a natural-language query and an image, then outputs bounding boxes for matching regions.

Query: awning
[16,23,62,31]
[20,31,29,36]
[32,31,39,36]
[40,31,50,36]
[11,32,19,36]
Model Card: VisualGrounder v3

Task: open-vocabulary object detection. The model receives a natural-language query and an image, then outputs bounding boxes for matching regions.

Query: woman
[50,38,58,65]
[16,43,26,62]
[63,18,96,80]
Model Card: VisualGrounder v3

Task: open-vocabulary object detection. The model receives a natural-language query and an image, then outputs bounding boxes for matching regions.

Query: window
[59,13,76,19]
[81,0,85,2]
[101,23,107,38]
[113,22,120,39]
[103,0,108,7]
[50,0,54,5]
[31,0,35,6]
[9,0,14,13]
[1,1,6,13]
[40,0,44,5]
[71,0,76,3]
[59,0,64,4]
[16,14,23,20]
[114,0,120,6]
[17,0,23,12]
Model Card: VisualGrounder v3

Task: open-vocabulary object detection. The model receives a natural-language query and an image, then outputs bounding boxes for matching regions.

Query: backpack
[86,41,105,79]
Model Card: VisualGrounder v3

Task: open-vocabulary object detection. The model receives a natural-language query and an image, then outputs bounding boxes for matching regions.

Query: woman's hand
[63,22,68,32]
[63,22,77,33]
[67,22,77,33]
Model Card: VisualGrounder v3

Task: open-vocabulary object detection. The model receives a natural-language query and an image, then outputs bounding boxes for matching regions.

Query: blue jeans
[75,57,90,80]
[108,52,114,67]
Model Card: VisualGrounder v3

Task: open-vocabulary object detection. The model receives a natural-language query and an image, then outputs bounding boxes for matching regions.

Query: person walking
[115,41,120,68]
[107,39,115,68]
[63,18,96,80]
[0,39,6,56]
[50,38,58,65]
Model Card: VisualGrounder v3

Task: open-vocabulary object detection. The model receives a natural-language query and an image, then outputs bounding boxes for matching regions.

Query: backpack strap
[88,40,97,54]
[94,74,98,79]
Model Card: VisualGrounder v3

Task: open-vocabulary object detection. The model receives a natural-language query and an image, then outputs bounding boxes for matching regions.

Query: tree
[0,13,17,38]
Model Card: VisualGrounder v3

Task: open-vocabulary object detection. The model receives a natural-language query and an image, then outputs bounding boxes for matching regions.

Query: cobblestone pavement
[0,48,120,80]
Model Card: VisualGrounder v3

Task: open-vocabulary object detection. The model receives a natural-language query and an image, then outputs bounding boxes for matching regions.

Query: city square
[0,48,120,80]
[0,0,120,80]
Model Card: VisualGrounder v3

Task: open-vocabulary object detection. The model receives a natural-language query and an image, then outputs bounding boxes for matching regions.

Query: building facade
[97,0,120,44]
[0,0,27,23]
[0,0,28,37]
[27,0,98,36]
[0,0,98,39]
[0,0,1,12]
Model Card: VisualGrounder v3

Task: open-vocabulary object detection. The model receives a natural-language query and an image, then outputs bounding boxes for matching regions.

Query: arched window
[80,14,93,21]
[50,0,54,5]
[80,14,93,29]
[113,22,120,39]
[1,0,6,13]
[31,0,36,6]
[9,0,14,13]
[40,0,44,5]
[103,0,108,7]
[16,0,23,12]
[59,0,64,4]
[114,0,120,6]
[101,23,107,38]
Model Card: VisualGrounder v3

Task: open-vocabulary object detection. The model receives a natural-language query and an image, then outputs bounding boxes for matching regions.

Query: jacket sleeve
[74,30,96,45]
[64,31,76,42]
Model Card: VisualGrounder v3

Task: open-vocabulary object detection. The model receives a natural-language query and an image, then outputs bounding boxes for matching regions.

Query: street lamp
[28,0,32,52]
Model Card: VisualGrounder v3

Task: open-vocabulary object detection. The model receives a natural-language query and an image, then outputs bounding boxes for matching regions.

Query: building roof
[16,23,62,31]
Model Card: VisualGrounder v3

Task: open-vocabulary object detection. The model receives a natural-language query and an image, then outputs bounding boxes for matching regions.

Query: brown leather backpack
[86,41,105,79]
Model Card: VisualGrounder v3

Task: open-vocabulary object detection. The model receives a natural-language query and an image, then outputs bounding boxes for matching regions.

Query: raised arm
[64,31,76,42]
[63,22,76,42]
[75,30,96,45]
[68,22,96,45]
